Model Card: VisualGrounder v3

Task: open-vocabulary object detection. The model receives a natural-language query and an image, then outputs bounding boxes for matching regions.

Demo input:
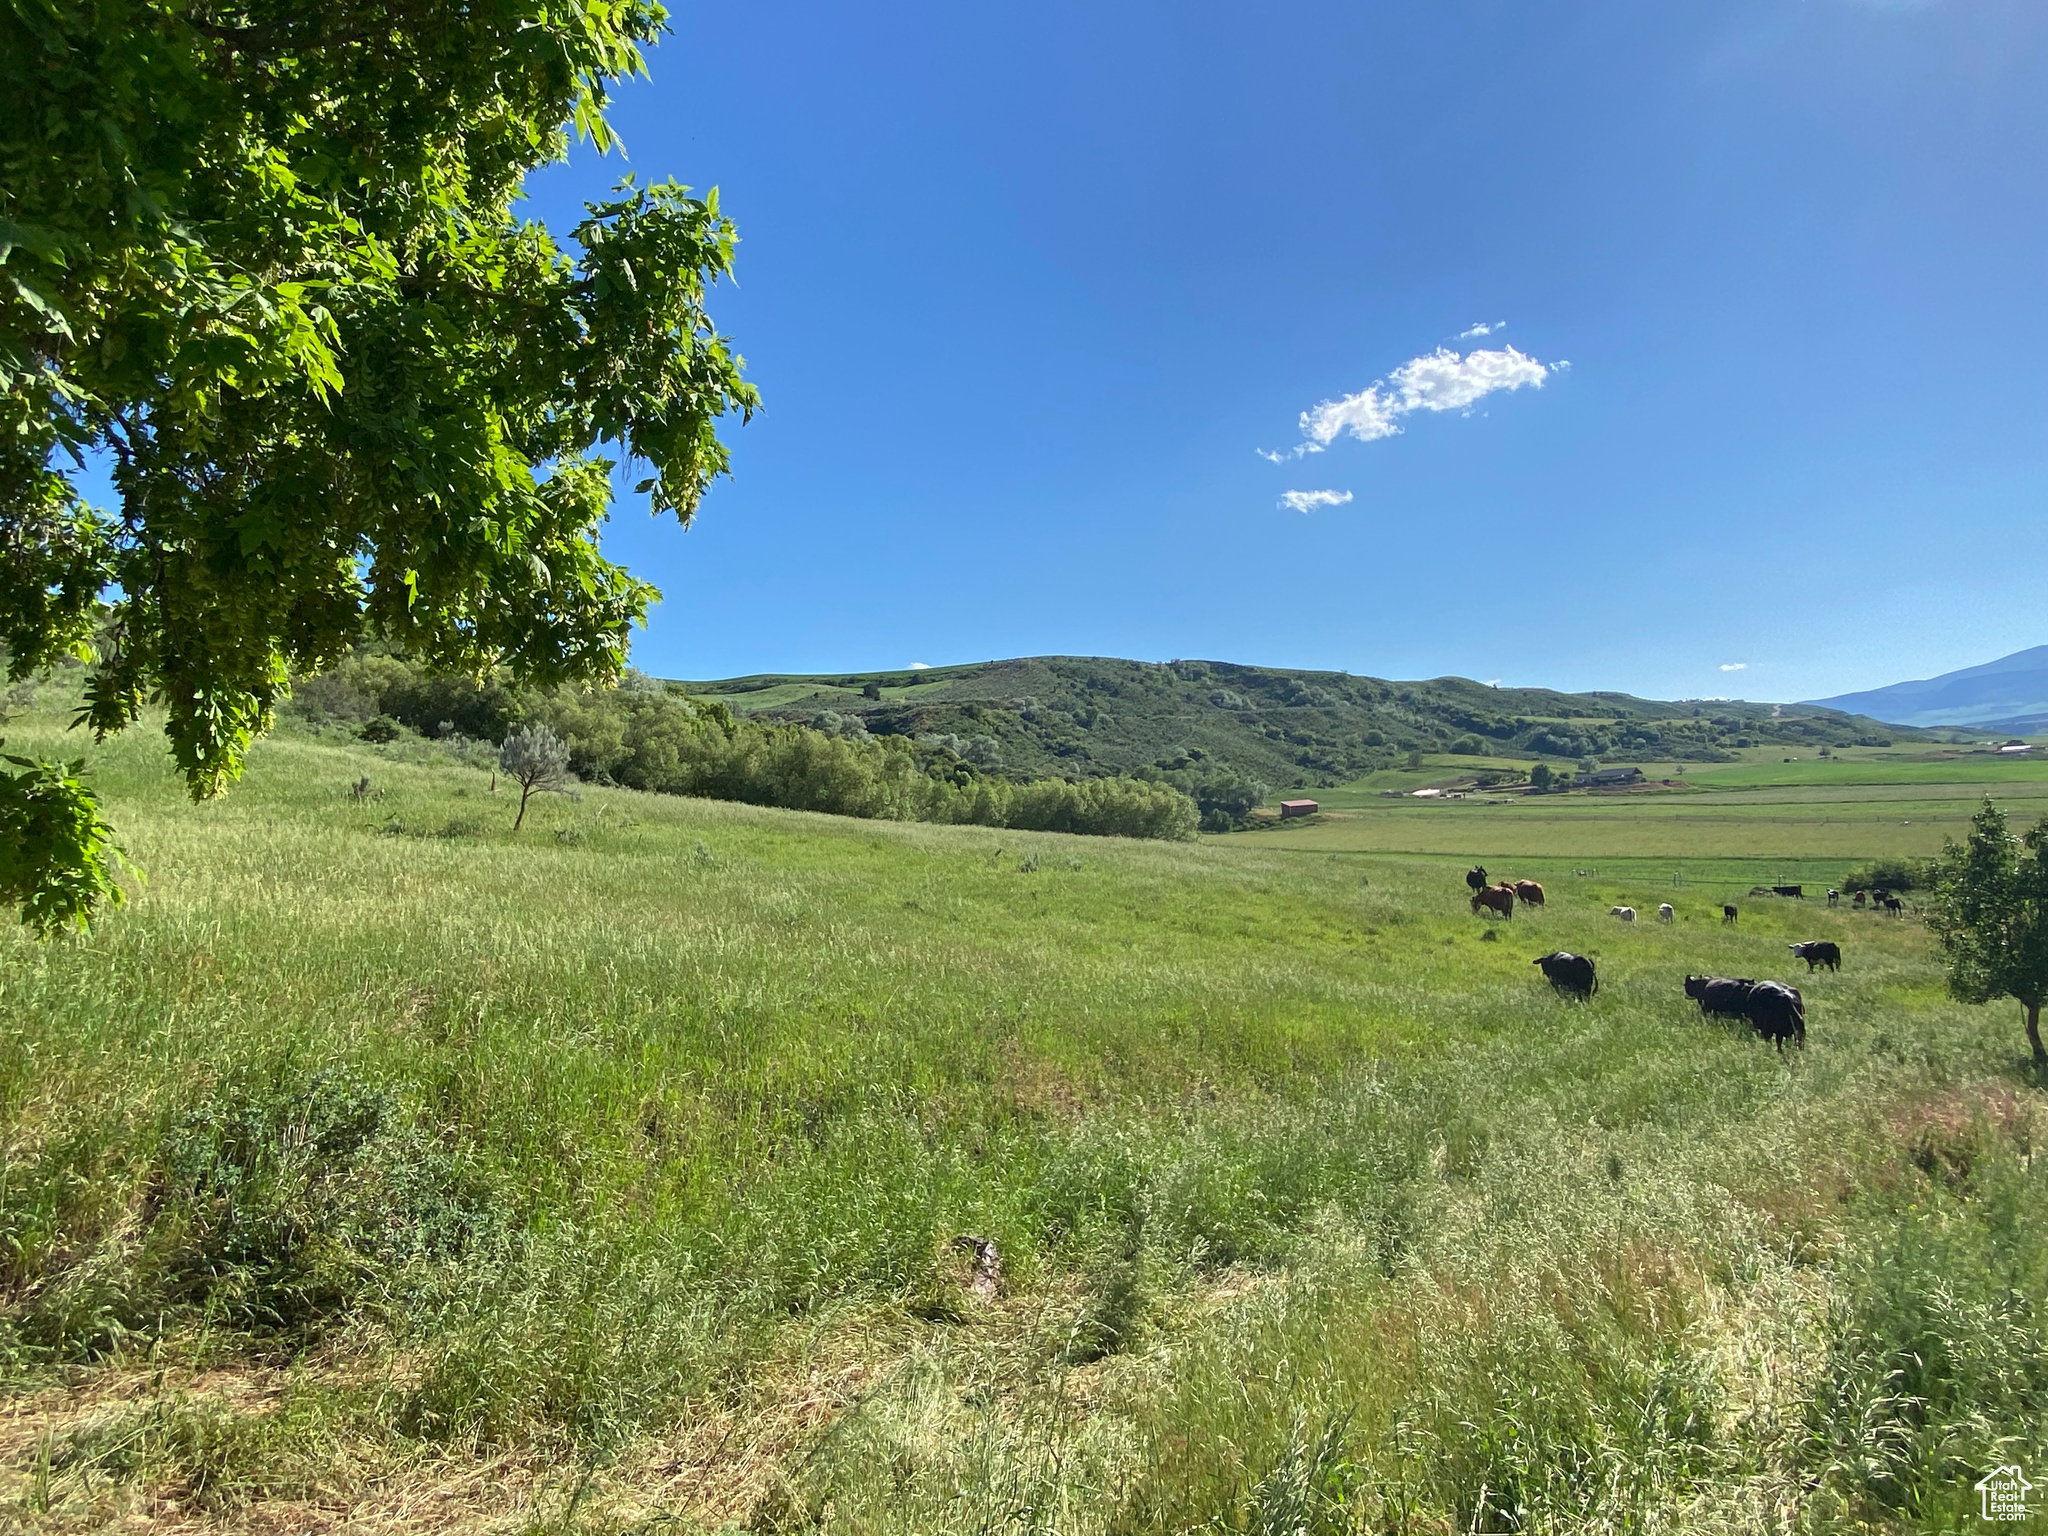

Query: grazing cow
[1466,865,1489,893]
[1871,888,1891,908]
[1513,880,1545,907]
[1743,980,1806,1050]
[1723,904,1739,923]
[1609,905,1636,922]
[1852,890,1868,909]
[1533,951,1598,998]
[1471,884,1515,919]
[1772,885,1804,899]
[1883,895,1905,916]
[1789,940,1842,973]
[1827,889,1840,907]
[1658,903,1675,923]
[1685,975,1756,1018]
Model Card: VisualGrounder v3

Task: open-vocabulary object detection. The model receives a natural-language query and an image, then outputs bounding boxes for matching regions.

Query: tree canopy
[1,0,756,928]
[1925,798,2048,1069]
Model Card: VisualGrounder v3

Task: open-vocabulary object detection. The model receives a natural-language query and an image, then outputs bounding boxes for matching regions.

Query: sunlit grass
[0,713,2043,1532]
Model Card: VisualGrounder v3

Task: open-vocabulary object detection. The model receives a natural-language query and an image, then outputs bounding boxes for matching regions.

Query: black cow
[1789,940,1842,972]
[1723,904,1739,924]
[1533,951,1597,998]
[1466,865,1489,893]
[1743,980,1806,1050]
[1685,975,1755,1018]
[1772,885,1805,899]
[1883,895,1905,916]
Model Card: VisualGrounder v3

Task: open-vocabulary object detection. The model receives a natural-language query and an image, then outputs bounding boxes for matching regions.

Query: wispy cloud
[1279,489,1354,514]
[1390,346,1550,413]
[909,661,931,670]
[1458,321,1504,339]
[1265,340,1558,458]
[1719,662,1747,672]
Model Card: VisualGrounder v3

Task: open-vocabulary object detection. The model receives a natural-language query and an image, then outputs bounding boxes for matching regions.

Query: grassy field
[1273,749,2048,861]
[2,714,2045,1533]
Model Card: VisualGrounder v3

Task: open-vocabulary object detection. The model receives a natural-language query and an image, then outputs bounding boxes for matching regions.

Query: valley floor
[1,721,2044,1533]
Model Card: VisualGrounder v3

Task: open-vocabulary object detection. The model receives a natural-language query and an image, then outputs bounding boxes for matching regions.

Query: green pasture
[1288,751,2048,860]
[1,711,2045,1533]
[1680,751,2048,788]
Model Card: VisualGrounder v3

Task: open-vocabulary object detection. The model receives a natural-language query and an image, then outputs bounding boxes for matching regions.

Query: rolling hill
[1806,644,2048,731]
[676,655,1919,791]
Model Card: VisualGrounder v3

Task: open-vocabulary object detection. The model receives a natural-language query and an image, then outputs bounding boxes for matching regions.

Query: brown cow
[1512,880,1545,907]
[1470,884,1515,919]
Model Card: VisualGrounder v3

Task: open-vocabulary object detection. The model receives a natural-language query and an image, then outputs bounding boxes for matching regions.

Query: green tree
[1529,762,1552,790]
[1,0,756,929]
[1925,799,2048,1069]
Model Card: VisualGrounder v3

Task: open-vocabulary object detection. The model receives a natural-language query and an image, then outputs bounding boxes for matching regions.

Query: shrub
[1844,857,1931,893]
[500,725,571,831]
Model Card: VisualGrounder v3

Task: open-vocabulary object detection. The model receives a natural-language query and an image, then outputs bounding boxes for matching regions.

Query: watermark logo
[1976,1464,2035,1523]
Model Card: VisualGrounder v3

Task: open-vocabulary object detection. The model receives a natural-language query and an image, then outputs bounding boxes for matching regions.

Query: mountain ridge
[1805,645,2048,730]
[674,654,1923,791]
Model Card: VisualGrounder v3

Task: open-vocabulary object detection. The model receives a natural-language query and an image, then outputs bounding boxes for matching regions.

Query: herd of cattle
[1463,865,1856,1052]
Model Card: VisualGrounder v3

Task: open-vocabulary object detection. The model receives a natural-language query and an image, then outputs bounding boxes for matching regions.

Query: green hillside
[678,655,1933,791]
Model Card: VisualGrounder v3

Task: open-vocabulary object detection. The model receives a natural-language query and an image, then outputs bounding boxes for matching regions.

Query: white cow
[1610,906,1636,922]
[1658,903,1675,922]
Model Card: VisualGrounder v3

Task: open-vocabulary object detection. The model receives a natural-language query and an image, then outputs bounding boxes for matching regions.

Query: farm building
[1279,799,1319,818]
[1573,766,1646,789]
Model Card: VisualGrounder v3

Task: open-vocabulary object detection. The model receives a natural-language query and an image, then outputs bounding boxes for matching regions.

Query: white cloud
[1390,346,1550,413]
[1279,489,1353,513]
[1272,339,1556,457]
[1458,321,1504,339]
[909,661,931,670]
[1719,662,1747,672]
[1299,386,1402,451]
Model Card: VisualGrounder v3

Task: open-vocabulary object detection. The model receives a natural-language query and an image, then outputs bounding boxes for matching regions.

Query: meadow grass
[1,713,2044,1532]
[1263,768,2048,859]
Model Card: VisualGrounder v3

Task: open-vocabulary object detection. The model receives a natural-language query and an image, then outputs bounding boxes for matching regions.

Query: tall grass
[0,714,2042,1532]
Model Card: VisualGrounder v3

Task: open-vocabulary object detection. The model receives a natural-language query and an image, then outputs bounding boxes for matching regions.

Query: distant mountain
[1806,646,2048,730]
[677,656,1918,790]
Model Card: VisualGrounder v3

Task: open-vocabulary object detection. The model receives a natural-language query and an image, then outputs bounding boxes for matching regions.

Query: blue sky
[523,0,2046,701]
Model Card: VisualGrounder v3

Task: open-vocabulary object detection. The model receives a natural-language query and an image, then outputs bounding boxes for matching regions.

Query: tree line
[293,652,1198,841]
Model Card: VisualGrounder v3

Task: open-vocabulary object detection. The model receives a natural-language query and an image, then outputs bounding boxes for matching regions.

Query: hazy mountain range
[1807,646,2048,731]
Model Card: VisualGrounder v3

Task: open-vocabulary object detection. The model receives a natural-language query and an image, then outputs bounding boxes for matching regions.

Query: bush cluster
[1842,857,1932,892]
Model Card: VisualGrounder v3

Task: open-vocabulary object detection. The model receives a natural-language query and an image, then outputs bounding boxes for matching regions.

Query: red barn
[1279,799,1319,818]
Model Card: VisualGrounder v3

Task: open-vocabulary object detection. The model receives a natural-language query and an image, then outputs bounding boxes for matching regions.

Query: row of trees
[303,654,1199,841]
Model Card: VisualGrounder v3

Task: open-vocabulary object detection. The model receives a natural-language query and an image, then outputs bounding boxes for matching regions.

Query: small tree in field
[500,726,571,832]
[1926,798,2048,1069]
